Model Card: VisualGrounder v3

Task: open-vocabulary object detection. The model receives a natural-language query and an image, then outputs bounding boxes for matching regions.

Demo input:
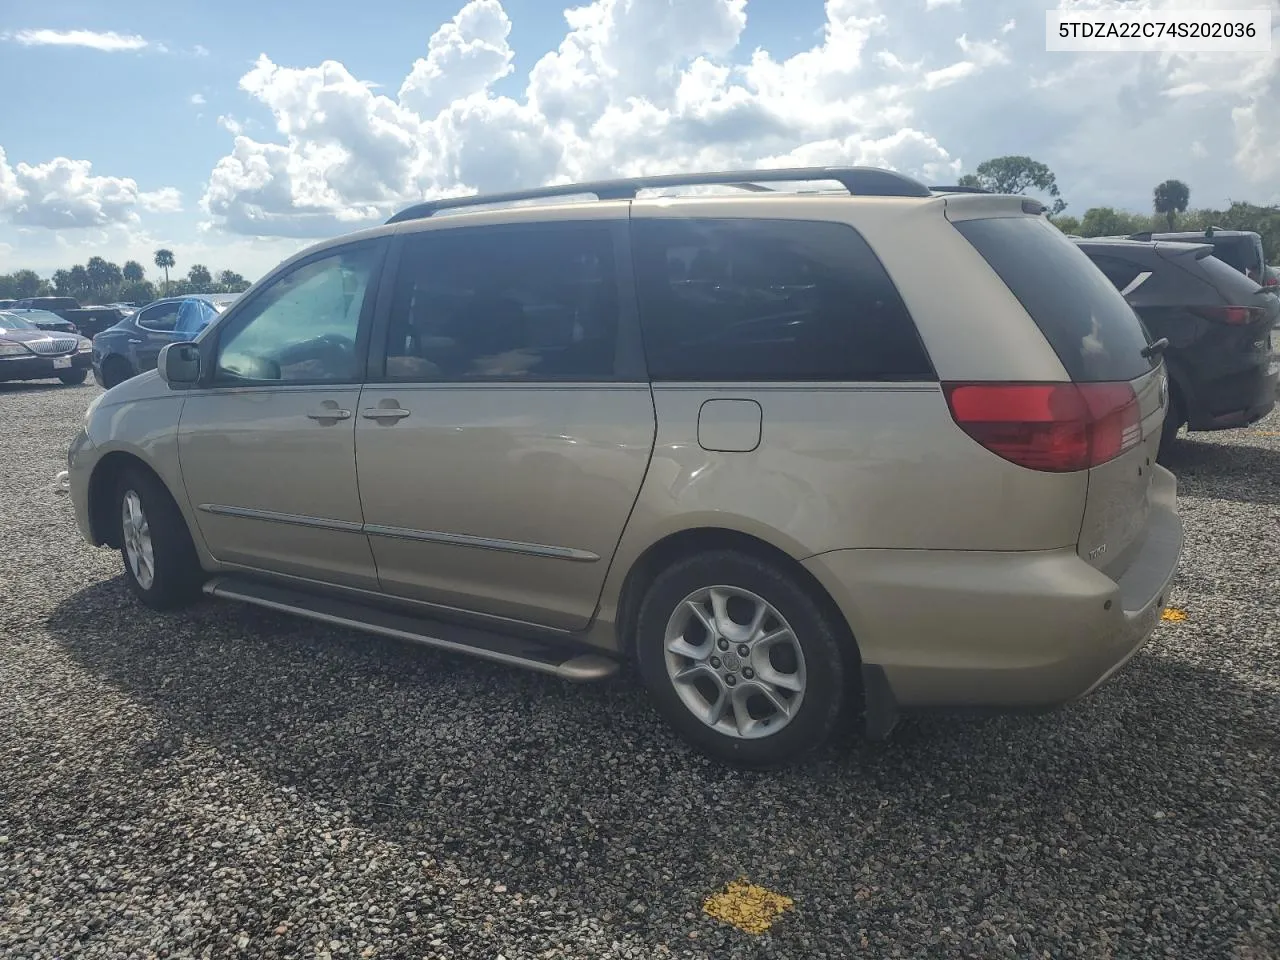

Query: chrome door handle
[361,407,411,420]
[307,407,352,421]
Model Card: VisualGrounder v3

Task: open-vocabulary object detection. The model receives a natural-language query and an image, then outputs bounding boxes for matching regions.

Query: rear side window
[1087,254,1146,292]
[954,217,1155,383]
[632,218,934,382]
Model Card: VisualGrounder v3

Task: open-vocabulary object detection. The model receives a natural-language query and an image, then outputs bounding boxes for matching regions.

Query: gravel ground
[1,379,1277,960]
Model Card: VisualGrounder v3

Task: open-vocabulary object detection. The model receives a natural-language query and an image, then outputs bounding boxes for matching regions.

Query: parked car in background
[10,296,124,339]
[1076,237,1279,457]
[0,299,15,309]
[64,166,1183,766]
[1122,228,1268,284]
[6,307,79,334]
[0,311,93,385]
[1263,265,1280,294]
[92,294,241,388]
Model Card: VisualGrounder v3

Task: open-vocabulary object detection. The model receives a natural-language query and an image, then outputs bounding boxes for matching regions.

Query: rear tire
[115,466,204,611]
[58,369,88,385]
[635,549,852,768]
[98,356,132,389]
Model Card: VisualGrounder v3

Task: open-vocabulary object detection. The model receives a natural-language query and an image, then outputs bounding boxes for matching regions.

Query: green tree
[1152,179,1191,230]
[51,269,73,295]
[117,280,158,304]
[122,260,146,284]
[85,256,123,298]
[154,248,176,295]
[1053,215,1082,235]
[68,265,90,299]
[958,155,1067,216]
[187,264,212,291]
[5,269,47,298]
[1078,207,1150,238]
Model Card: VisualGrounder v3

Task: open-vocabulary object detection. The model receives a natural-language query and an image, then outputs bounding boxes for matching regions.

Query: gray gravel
[1,378,1277,959]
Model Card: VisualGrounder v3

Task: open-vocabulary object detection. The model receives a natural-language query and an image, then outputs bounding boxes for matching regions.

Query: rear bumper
[804,466,1183,716]
[1187,363,1278,431]
[0,352,91,382]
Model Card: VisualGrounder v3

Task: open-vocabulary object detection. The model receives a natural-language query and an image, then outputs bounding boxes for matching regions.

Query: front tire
[58,368,88,385]
[115,466,204,610]
[635,550,852,767]
[97,356,132,389]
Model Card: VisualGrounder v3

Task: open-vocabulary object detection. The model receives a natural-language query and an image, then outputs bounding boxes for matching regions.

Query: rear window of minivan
[954,216,1157,383]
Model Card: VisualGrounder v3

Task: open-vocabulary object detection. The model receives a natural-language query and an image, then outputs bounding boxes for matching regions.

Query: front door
[355,218,655,630]
[178,240,387,590]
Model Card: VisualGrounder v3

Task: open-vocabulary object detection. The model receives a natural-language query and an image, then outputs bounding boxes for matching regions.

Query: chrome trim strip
[197,503,364,533]
[363,522,600,562]
[199,504,600,562]
[203,578,617,681]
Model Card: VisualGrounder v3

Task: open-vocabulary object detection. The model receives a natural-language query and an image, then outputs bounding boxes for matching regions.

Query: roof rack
[929,184,992,194]
[385,166,933,224]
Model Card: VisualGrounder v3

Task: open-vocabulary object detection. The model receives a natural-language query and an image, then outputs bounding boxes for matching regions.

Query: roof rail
[929,184,992,194]
[385,166,933,224]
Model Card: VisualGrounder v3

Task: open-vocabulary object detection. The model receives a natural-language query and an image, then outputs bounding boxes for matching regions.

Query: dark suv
[1126,228,1267,284]
[1076,238,1279,456]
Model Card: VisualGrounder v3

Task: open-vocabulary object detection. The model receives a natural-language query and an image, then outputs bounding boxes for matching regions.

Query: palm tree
[154,248,176,295]
[1153,180,1191,230]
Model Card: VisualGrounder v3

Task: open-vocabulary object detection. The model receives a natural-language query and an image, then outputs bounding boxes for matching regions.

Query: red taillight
[943,382,1142,472]
[1193,305,1267,325]
[1265,274,1279,287]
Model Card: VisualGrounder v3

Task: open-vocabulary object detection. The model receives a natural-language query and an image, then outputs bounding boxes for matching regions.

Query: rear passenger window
[1088,255,1144,292]
[955,217,1156,383]
[632,219,934,382]
[383,222,620,381]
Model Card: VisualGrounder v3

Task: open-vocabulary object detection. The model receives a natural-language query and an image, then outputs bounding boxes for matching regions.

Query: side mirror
[158,342,201,387]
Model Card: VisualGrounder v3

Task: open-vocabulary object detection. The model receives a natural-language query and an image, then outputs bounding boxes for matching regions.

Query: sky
[0,0,1276,283]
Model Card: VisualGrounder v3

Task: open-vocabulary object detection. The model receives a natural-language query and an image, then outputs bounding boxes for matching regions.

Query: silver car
[64,166,1183,766]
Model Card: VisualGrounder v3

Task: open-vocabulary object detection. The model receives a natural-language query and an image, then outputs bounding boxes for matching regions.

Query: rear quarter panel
[589,196,1091,640]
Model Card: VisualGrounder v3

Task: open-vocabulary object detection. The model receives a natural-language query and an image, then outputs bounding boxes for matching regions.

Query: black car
[1124,228,1267,284]
[5,307,79,334]
[1076,238,1279,456]
[0,312,93,385]
[92,294,240,388]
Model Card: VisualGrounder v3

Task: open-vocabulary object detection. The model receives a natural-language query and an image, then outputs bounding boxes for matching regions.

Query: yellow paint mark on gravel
[1250,430,1280,436]
[703,879,794,934]
[1161,607,1188,622]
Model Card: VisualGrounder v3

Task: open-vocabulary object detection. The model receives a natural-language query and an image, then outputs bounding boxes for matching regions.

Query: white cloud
[203,0,970,237]
[139,187,183,213]
[0,0,1244,246]
[193,44,210,57]
[922,33,1008,90]
[0,148,182,228]
[3,28,148,52]
[190,93,206,106]
[398,0,515,119]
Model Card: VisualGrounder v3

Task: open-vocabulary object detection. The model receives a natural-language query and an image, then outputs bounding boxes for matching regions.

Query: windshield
[0,312,37,332]
[13,309,67,324]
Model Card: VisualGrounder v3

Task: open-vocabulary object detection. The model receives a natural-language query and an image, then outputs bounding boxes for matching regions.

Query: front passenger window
[214,244,381,383]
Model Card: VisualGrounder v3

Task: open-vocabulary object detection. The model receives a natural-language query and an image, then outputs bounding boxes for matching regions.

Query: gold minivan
[64,167,1183,766]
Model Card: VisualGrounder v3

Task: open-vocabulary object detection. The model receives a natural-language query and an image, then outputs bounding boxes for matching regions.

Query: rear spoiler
[1154,241,1215,260]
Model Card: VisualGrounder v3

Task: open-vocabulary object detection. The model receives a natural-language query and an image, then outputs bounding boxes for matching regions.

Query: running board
[203,576,619,682]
